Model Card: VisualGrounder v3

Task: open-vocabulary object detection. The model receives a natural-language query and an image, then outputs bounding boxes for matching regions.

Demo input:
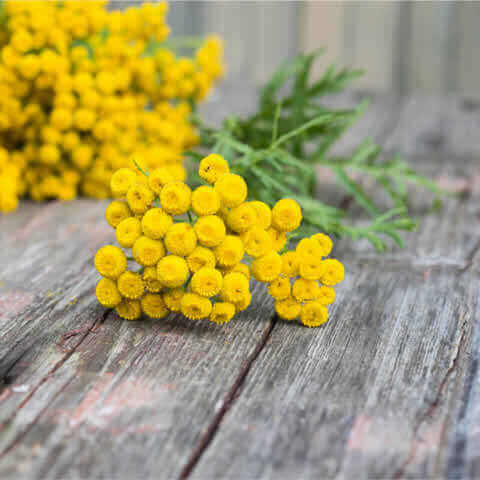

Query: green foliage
[186,50,446,251]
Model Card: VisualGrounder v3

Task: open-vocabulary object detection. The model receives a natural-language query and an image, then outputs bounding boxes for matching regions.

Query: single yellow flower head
[317,285,336,305]
[214,173,247,208]
[268,276,291,300]
[249,201,272,230]
[298,255,324,281]
[132,236,165,266]
[226,203,257,233]
[292,278,320,302]
[275,296,301,321]
[164,222,197,256]
[160,181,191,215]
[105,200,131,228]
[111,168,137,197]
[116,217,142,248]
[281,251,299,277]
[221,272,250,303]
[181,293,212,320]
[191,185,220,216]
[242,227,273,258]
[187,246,216,273]
[267,227,287,252]
[163,287,184,312]
[94,245,127,279]
[116,299,142,321]
[223,262,250,279]
[311,233,333,257]
[141,208,173,239]
[251,251,282,283]
[296,238,325,259]
[300,301,329,328]
[148,166,175,194]
[319,259,345,286]
[143,266,163,293]
[209,302,235,325]
[126,183,155,214]
[157,255,189,288]
[234,291,252,312]
[96,277,122,308]
[198,153,229,184]
[141,293,169,319]
[191,267,223,297]
[117,271,145,299]
[194,215,226,248]
[272,198,302,232]
[214,235,244,267]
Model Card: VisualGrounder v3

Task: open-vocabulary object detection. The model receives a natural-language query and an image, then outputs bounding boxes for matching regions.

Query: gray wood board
[0,92,479,478]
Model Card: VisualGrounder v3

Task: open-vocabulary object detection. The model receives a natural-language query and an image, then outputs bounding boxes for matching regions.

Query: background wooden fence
[125,0,479,96]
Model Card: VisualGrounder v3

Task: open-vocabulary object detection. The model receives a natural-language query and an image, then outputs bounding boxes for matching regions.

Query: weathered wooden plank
[0,200,275,478]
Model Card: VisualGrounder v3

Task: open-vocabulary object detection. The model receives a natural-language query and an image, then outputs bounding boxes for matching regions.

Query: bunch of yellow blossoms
[0,1,223,213]
[94,154,345,328]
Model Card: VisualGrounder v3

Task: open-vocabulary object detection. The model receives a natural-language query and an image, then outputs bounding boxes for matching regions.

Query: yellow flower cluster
[94,153,344,327]
[0,1,223,213]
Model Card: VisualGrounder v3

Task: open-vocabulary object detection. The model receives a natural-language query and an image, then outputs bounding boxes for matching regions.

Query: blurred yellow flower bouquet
[0,1,223,213]
[94,154,345,327]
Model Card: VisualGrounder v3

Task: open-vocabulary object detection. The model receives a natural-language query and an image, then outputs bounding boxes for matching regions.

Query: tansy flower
[143,266,163,293]
[132,236,165,266]
[300,301,329,328]
[191,185,220,216]
[214,173,247,208]
[110,168,137,197]
[267,227,287,252]
[116,217,142,248]
[148,166,175,194]
[226,203,256,233]
[249,201,272,230]
[187,246,216,273]
[275,296,301,321]
[242,227,273,258]
[181,293,212,320]
[191,267,223,297]
[317,285,336,305]
[157,255,189,288]
[311,233,333,257]
[223,262,250,279]
[292,278,320,302]
[96,277,122,308]
[214,235,244,267]
[198,153,229,184]
[298,255,324,281]
[209,302,235,325]
[105,200,131,228]
[116,299,142,321]
[268,276,291,300]
[141,293,169,319]
[281,251,299,277]
[163,287,184,312]
[319,259,345,286]
[117,271,144,299]
[251,251,282,282]
[296,238,325,259]
[271,198,302,232]
[194,215,226,248]
[141,208,173,239]
[160,181,191,215]
[234,291,252,312]
[126,183,155,214]
[164,223,197,256]
[94,245,127,279]
[221,272,250,303]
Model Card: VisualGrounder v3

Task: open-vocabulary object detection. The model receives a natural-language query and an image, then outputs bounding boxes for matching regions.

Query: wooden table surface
[1,89,480,479]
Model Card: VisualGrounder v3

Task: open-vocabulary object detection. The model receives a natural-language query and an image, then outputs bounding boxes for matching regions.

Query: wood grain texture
[1,91,480,479]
